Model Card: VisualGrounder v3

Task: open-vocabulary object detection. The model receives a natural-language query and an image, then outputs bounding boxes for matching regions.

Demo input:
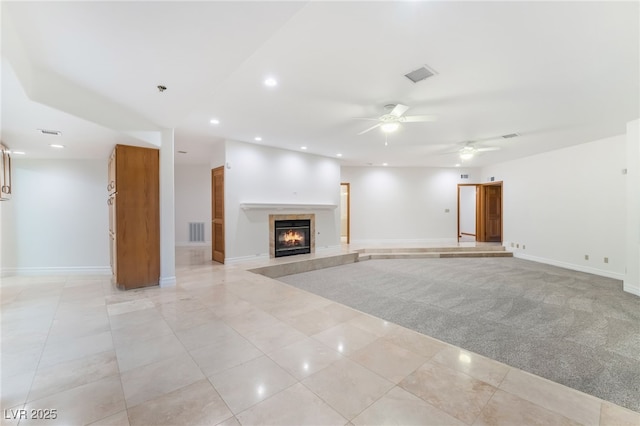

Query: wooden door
[211,166,225,263]
[477,182,502,242]
[340,183,350,244]
[484,184,502,242]
[114,145,160,289]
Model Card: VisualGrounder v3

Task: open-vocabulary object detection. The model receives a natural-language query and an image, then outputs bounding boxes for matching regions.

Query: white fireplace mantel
[240,203,337,211]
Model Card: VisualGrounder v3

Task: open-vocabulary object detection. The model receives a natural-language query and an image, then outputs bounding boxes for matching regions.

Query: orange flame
[282,229,304,246]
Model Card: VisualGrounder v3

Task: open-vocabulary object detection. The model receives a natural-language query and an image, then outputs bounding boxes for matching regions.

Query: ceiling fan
[457,143,500,160]
[355,104,436,135]
[443,133,519,160]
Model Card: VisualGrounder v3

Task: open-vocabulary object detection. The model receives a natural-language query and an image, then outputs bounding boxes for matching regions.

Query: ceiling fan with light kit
[355,103,437,135]
[443,133,519,161]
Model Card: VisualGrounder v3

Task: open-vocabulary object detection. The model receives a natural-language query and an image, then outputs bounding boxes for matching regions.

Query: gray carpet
[278,257,640,412]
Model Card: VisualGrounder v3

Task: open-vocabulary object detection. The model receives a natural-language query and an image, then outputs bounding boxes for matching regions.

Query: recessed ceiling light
[50,144,65,149]
[300,146,307,150]
[336,153,343,157]
[254,136,262,141]
[210,119,220,125]
[264,77,278,87]
[12,151,26,155]
[455,163,461,167]
[382,162,388,166]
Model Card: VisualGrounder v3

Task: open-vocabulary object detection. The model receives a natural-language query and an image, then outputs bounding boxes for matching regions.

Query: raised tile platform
[248,253,359,278]
[248,246,512,278]
[356,246,513,260]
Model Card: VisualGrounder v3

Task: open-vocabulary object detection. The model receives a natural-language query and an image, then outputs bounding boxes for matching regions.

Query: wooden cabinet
[108,144,160,289]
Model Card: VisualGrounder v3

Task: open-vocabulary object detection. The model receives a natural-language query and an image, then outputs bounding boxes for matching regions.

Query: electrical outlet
[510,242,514,247]
[585,255,589,260]
[516,244,520,248]
[604,257,609,264]
[522,245,526,250]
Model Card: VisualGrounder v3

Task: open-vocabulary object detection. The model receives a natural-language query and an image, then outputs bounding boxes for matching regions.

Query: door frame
[457,181,503,243]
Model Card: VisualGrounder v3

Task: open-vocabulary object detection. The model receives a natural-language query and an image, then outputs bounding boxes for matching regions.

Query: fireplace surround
[269,214,315,258]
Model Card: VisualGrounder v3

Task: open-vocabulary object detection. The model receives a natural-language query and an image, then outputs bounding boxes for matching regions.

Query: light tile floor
[1,247,639,425]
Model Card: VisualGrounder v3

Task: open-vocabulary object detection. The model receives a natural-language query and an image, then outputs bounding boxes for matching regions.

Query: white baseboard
[225,253,270,264]
[159,276,177,287]
[0,266,112,277]
[514,252,625,281]
[622,283,640,297]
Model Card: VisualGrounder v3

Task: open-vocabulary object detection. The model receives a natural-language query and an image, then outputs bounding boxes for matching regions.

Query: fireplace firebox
[274,219,311,258]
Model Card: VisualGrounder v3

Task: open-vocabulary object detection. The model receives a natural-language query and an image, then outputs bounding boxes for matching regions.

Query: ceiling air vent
[502,133,519,139]
[404,65,437,83]
[38,129,62,136]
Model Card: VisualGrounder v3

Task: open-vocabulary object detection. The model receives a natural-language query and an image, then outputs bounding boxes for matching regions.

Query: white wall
[1,159,110,274]
[624,119,640,295]
[175,163,211,246]
[482,134,627,280]
[341,167,480,244]
[224,140,341,262]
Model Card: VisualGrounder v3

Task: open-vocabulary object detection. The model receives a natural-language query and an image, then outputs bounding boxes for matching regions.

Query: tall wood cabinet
[108,144,160,290]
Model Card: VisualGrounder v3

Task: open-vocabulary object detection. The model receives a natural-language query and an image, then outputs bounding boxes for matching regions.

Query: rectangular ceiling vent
[404,65,437,83]
[502,133,519,139]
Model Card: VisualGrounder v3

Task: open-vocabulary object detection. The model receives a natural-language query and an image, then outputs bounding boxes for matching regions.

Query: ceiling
[2,1,638,167]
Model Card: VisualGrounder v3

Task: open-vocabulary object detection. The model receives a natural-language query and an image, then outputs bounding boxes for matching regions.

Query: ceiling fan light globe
[381,122,400,133]
[460,152,474,160]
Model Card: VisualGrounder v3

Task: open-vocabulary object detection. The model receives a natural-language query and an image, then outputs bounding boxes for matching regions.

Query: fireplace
[274,219,311,257]
[269,214,315,258]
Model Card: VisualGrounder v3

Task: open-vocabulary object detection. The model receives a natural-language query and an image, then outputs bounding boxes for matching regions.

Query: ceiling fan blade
[357,123,382,135]
[389,104,410,117]
[352,117,381,121]
[400,115,437,123]
[476,147,500,152]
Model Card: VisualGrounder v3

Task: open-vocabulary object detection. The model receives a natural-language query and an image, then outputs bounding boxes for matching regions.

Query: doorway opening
[458,184,477,242]
[340,183,350,244]
[457,182,503,243]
